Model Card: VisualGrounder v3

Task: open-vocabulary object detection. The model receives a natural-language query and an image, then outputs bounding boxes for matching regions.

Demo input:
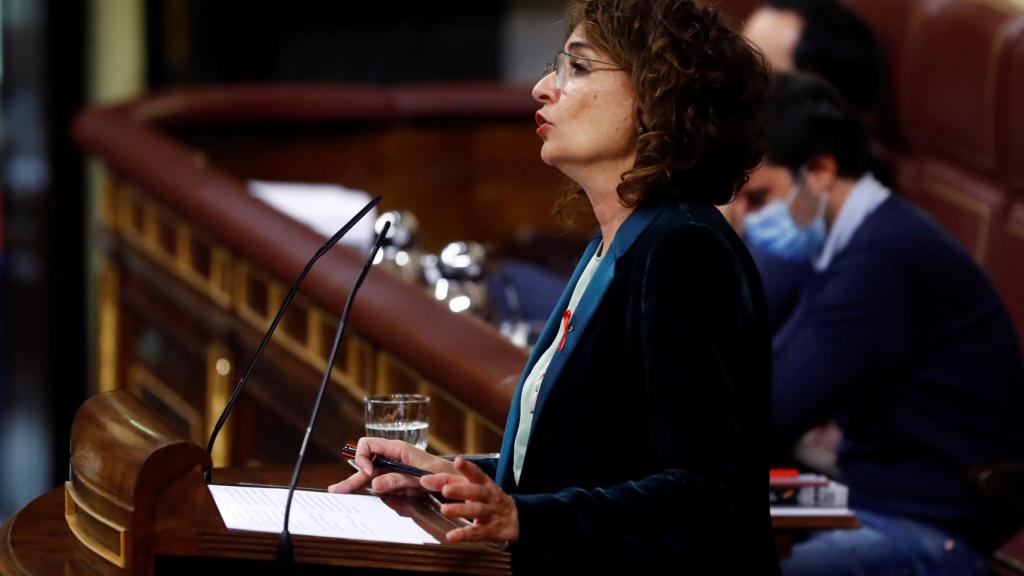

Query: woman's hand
[421,457,519,544]
[328,437,455,495]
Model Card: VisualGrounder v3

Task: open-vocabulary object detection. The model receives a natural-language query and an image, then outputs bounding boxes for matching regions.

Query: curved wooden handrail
[73,84,540,426]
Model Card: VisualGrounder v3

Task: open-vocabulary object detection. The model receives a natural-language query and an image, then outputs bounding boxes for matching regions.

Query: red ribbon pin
[558,309,572,351]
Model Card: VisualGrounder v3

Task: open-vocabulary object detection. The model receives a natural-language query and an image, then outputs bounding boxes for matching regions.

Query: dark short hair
[558,0,770,219]
[764,72,870,178]
[765,0,882,114]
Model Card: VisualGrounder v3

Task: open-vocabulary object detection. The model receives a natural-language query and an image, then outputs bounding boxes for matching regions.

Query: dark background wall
[1,0,86,520]
[145,1,506,87]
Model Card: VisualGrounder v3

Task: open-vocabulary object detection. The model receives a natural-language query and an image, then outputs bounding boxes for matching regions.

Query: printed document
[209,485,438,545]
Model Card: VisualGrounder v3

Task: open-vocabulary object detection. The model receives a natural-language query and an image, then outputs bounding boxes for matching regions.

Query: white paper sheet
[770,506,855,517]
[209,485,438,545]
[249,180,377,250]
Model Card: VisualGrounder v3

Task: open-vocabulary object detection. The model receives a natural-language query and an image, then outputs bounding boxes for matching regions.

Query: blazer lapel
[528,203,664,429]
[495,201,667,490]
[495,237,602,488]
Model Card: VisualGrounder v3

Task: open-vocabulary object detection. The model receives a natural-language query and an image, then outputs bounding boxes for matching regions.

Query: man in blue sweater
[736,73,1024,575]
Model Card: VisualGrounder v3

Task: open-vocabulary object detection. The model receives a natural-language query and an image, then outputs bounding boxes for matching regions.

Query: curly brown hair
[557,0,769,220]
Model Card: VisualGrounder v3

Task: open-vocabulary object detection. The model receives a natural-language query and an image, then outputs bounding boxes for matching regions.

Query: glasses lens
[555,52,568,89]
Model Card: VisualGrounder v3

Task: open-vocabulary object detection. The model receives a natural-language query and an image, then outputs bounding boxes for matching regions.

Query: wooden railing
[75,84,569,466]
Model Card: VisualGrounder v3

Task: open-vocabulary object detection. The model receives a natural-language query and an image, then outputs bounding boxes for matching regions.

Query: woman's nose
[532,72,558,104]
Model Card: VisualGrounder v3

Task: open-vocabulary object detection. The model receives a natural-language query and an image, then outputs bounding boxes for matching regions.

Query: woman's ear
[803,155,839,192]
[636,106,650,136]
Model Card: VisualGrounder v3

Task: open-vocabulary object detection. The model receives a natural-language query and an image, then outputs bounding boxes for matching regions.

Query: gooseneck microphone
[203,194,382,482]
[277,220,391,568]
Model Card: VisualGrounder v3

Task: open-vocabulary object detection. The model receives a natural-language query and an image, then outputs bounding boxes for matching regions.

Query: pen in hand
[341,443,431,478]
[339,443,465,511]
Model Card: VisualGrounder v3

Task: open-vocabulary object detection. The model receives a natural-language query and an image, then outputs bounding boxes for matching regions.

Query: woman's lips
[535,111,552,136]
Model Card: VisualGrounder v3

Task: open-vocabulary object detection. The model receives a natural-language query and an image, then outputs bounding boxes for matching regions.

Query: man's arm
[771,247,912,451]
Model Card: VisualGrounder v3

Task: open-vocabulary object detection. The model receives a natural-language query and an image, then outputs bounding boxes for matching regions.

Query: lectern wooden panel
[0,387,853,574]
[65,391,210,573]
[53,390,510,575]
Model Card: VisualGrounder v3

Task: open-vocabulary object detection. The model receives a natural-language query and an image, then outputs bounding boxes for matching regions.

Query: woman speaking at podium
[333,0,778,572]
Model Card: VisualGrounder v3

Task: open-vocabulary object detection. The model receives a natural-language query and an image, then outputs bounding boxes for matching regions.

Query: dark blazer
[489,199,779,574]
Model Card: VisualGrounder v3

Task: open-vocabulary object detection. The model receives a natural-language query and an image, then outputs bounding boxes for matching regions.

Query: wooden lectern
[0,389,862,574]
[28,390,508,575]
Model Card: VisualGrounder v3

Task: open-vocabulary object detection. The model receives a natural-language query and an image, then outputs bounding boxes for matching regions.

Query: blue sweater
[766,196,1024,550]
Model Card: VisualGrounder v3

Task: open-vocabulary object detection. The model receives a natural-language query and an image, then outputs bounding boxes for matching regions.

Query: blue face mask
[743,170,828,262]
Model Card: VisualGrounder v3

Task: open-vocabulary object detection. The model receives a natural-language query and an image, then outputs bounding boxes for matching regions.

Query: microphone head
[439,241,486,280]
[374,210,418,249]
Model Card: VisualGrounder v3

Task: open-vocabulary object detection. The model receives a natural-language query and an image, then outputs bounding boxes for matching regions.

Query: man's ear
[804,155,839,191]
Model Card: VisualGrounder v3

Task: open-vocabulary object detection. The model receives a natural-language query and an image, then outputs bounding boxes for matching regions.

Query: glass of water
[364,394,430,450]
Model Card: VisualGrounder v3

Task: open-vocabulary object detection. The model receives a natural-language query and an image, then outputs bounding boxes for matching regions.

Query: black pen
[341,443,431,477]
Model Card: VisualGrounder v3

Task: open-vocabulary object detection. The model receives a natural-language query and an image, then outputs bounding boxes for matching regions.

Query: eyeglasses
[542,50,623,91]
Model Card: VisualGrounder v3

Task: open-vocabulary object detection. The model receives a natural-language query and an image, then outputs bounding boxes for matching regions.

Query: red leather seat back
[742,0,1024,345]
[993,25,1024,346]
[848,0,1024,346]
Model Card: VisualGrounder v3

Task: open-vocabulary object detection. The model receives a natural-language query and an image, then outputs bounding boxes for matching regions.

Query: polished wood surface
[773,511,861,560]
[45,390,512,575]
[2,474,857,573]
[66,391,211,572]
[2,385,853,573]
[770,512,860,531]
[0,489,76,576]
[2,468,512,576]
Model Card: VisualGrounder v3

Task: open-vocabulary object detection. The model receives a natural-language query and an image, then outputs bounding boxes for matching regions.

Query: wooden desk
[1,462,859,574]
[0,488,70,576]
[1,463,504,576]
[772,507,861,559]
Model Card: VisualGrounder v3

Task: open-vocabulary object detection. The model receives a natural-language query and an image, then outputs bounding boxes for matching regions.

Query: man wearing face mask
[738,73,1024,576]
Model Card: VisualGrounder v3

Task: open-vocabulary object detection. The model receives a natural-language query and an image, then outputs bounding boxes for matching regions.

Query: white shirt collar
[814,173,891,271]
